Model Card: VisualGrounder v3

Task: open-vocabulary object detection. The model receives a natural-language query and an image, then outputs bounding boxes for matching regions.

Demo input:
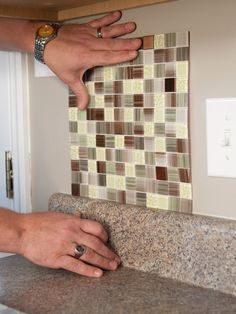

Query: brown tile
[96,135,105,147]
[165,78,176,92]
[79,147,88,159]
[144,108,154,122]
[132,66,144,79]
[154,49,165,63]
[134,123,144,135]
[97,161,106,173]
[87,109,104,121]
[69,96,77,107]
[95,82,104,94]
[125,136,135,149]
[177,139,189,153]
[169,182,180,196]
[179,168,191,183]
[71,160,79,171]
[166,93,176,107]
[114,122,124,135]
[104,95,114,107]
[154,48,176,63]
[156,167,168,181]
[180,199,192,213]
[98,174,106,186]
[71,183,80,196]
[133,94,144,107]
[114,109,124,121]
[167,154,178,167]
[114,81,123,94]
[106,149,115,161]
[117,190,126,203]
[142,35,154,49]
[114,95,123,107]
[116,163,125,176]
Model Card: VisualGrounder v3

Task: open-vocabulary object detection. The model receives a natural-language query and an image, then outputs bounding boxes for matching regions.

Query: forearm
[0,18,42,52]
[0,208,24,254]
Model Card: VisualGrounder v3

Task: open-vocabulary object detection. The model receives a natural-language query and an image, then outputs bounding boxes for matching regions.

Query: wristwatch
[34,23,61,64]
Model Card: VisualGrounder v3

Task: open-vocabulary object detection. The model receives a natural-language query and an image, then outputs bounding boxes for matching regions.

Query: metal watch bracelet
[34,23,61,64]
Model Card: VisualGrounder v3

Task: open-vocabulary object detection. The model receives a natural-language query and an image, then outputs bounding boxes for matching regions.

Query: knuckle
[96,223,105,236]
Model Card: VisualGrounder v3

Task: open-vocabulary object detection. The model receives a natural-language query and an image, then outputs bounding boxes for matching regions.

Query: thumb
[69,78,89,110]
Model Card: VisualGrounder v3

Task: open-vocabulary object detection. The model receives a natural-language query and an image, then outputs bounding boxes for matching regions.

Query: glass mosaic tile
[69,31,192,213]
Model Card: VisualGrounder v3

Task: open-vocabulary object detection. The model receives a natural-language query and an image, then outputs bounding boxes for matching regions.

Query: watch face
[38,24,54,38]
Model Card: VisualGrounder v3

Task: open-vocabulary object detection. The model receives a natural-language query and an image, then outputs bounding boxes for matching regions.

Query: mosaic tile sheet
[69,31,192,213]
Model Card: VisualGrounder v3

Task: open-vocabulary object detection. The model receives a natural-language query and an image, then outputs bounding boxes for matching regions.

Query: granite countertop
[1,255,236,314]
[49,193,236,296]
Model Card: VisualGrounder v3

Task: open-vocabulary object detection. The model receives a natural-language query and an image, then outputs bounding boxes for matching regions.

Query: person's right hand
[19,211,120,277]
[44,11,142,110]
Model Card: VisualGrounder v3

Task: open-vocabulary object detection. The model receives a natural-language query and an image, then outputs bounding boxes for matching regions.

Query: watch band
[34,23,61,64]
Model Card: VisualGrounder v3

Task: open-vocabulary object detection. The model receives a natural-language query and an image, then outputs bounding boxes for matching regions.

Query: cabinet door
[0,52,14,211]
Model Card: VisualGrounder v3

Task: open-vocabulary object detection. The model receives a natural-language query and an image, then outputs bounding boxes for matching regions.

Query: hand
[44,11,142,109]
[19,211,120,277]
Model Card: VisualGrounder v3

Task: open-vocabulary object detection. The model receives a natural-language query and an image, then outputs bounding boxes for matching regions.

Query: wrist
[0,209,25,255]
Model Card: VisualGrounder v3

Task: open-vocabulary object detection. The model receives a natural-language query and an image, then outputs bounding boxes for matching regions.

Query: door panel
[0,52,13,210]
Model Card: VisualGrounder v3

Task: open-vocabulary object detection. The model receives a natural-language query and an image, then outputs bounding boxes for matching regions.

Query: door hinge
[5,151,14,199]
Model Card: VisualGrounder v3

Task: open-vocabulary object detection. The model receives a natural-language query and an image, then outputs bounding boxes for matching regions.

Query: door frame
[8,52,31,214]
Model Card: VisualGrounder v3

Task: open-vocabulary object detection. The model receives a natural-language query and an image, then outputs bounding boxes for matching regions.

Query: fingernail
[129,51,138,59]
[94,269,103,277]
[109,260,118,270]
[113,11,121,17]
[125,22,136,32]
[134,38,142,48]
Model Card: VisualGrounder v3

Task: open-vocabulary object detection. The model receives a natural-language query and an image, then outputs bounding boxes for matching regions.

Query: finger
[88,11,122,28]
[88,50,139,67]
[79,219,108,243]
[98,22,136,38]
[69,77,89,110]
[80,233,119,261]
[59,255,103,277]
[79,246,119,270]
[86,38,142,51]
[73,211,81,218]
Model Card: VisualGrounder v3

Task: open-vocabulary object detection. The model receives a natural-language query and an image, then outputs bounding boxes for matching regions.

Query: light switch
[206,98,236,178]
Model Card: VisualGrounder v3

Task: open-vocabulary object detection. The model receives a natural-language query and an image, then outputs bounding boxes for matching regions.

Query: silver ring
[74,244,86,259]
[97,27,103,38]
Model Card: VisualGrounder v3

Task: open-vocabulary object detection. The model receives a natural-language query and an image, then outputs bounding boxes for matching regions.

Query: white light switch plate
[206,98,236,178]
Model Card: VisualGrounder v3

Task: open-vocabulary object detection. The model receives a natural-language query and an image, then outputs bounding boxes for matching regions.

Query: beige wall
[29,0,236,219]
[28,64,71,211]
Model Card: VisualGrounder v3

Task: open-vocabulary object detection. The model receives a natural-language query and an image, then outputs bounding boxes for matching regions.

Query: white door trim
[8,52,32,214]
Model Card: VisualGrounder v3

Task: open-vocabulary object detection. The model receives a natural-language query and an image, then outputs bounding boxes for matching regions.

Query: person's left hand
[44,11,141,109]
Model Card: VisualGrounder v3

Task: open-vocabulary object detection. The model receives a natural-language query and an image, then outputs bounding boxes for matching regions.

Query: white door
[0,52,14,210]
[0,51,31,258]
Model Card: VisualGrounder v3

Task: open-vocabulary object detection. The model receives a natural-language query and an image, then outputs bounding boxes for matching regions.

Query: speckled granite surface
[1,255,236,314]
[49,193,236,296]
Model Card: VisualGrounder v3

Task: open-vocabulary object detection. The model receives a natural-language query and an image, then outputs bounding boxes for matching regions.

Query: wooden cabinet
[0,0,176,21]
